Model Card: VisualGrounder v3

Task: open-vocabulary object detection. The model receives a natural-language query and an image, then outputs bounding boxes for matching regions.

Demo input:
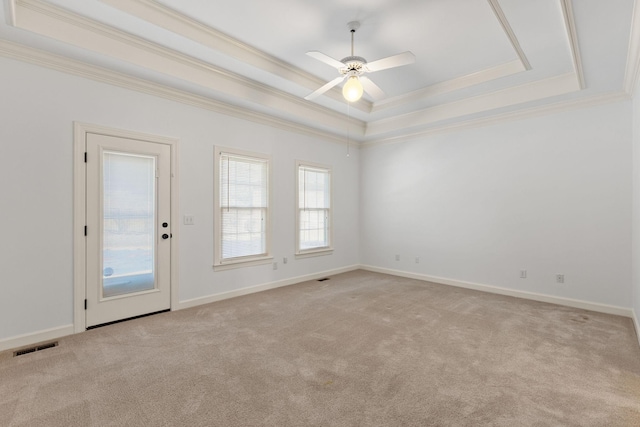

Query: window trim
[295,160,333,258]
[214,147,272,270]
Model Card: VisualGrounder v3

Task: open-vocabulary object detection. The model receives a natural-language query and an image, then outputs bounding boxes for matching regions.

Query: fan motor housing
[340,56,367,75]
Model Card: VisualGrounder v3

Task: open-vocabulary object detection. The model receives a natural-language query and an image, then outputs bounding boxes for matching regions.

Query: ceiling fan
[304,21,416,103]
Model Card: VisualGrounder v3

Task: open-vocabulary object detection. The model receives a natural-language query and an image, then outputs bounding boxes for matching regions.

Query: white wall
[1,50,636,346]
[361,101,633,308]
[0,56,360,342]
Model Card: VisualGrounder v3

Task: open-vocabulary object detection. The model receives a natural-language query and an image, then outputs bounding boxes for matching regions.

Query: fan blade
[360,76,386,100]
[307,51,345,70]
[366,51,416,72]
[304,76,346,100]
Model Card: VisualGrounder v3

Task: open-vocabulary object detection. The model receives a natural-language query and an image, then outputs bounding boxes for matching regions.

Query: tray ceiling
[1,0,638,144]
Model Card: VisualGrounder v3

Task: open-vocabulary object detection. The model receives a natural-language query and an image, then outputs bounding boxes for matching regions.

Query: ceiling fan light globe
[343,76,363,102]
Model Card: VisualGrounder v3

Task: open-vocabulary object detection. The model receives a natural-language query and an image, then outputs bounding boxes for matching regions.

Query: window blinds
[220,152,269,261]
[298,165,330,251]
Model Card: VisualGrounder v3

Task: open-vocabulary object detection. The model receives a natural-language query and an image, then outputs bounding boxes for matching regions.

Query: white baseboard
[177,264,360,310]
[4,265,633,353]
[0,265,359,352]
[0,324,74,353]
[360,265,634,318]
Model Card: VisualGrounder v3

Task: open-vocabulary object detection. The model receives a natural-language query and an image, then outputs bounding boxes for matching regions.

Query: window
[296,161,332,256]
[214,148,271,269]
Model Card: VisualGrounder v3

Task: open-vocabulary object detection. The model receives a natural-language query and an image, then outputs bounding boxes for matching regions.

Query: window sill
[213,256,273,272]
[295,248,333,259]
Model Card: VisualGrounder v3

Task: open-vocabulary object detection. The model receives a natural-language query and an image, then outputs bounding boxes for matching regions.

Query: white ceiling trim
[371,60,525,113]
[624,0,640,94]
[487,0,531,70]
[367,0,534,114]
[3,0,632,147]
[6,0,16,25]
[363,91,630,147]
[560,0,585,90]
[0,36,629,149]
[12,0,360,134]
[0,39,357,145]
[99,0,539,115]
[365,72,581,137]
[98,0,371,113]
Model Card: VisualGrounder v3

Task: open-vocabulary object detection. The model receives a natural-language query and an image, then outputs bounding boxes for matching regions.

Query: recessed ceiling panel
[154,0,518,96]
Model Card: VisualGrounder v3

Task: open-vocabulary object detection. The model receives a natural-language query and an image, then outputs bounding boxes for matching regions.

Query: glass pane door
[86,132,171,328]
[102,151,156,298]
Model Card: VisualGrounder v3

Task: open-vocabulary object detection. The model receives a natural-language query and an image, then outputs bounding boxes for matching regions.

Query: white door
[85,133,171,327]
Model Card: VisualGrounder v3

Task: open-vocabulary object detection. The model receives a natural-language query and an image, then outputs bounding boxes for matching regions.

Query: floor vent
[317,278,330,282]
[14,341,58,357]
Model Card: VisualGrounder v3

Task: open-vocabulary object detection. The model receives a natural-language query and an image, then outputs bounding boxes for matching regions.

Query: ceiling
[1,0,639,144]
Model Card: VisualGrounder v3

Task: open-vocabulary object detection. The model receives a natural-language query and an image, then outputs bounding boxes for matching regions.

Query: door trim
[73,122,180,332]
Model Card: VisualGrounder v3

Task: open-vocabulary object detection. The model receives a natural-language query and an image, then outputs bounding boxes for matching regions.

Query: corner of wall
[360,265,634,318]
[633,75,640,340]
[633,309,640,348]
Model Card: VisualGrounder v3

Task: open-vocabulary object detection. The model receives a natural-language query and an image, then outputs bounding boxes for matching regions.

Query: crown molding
[6,0,16,25]
[2,17,624,148]
[12,0,364,135]
[487,0,531,70]
[100,0,527,112]
[4,0,631,147]
[624,0,640,94]
[98,0,371,113]
[0,39,361,145]
[363,91,630,147]
[560,0,586,89]
[9,32,597,150]
[371,60,525,113]
[366,72,581,137]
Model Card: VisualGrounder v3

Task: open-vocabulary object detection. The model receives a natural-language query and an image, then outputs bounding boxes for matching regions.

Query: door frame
[73,122,180,333]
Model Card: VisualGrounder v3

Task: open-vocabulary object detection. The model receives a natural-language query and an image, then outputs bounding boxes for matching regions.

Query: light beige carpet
[1,270,639,426]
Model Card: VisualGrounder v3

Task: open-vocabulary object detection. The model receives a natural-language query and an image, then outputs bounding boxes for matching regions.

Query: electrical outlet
[273,262,278,270]
[556,274,564,284]
[520,270,527,279]
[395,254,400,261]
[283,257,288,264]
[183,215,195,225]
[415,257,420,264]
